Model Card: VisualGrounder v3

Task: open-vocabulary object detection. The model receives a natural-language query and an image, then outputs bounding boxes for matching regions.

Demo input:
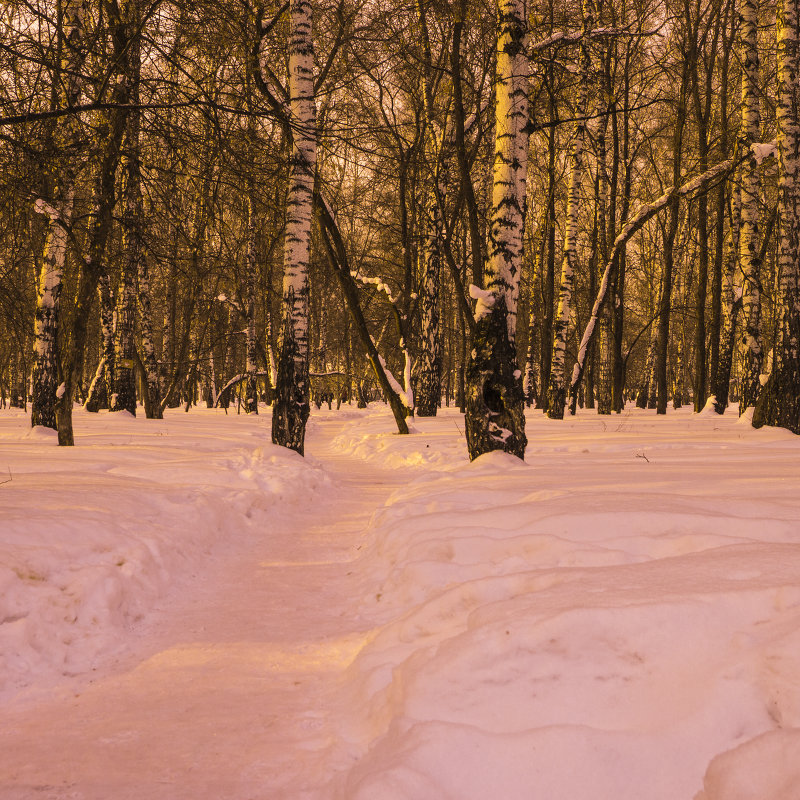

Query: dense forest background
[1,0,798,454]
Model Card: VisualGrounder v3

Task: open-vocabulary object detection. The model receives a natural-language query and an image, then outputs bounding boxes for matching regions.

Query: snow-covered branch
[568,153,750,413]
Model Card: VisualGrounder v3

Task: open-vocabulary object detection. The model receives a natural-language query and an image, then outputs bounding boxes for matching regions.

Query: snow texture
[2,403,800,799]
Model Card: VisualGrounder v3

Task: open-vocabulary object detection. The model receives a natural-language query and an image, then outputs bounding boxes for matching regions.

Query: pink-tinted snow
[1,403,799,799]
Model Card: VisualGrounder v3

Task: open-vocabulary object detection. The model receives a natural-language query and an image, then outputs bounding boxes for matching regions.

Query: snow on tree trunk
[754,0,800,433]
[738,0,764,412]
[271,0,316,455]
[31,0,87,430]
[546,0,593,420]
[464,0,529,461]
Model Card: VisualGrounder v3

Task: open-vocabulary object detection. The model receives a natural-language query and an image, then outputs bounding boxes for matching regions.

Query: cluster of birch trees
[0,0,798,457]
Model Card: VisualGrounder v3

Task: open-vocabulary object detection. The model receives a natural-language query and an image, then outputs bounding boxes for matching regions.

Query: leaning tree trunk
[738,0,764,412]
[464,0,529,460]
[546,0,593,419]
[754,0,800,433]
[271,0,316,455]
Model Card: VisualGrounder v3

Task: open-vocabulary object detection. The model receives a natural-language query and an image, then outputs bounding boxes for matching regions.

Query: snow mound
[0,407,328,699]
[325,404,800,799]
[696,729,800,800]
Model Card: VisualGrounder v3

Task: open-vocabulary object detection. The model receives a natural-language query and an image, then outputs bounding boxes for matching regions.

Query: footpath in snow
[2,403,800,799]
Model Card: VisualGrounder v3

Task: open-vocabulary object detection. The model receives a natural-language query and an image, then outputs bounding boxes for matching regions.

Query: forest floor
[2,403,800,799]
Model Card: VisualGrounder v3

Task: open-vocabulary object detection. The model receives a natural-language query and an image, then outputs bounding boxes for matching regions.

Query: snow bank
[0,406,328,700]
[326,405,800,799]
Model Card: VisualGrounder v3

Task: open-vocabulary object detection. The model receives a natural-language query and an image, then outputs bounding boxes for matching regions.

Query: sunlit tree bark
[738,0,764,412]
[126,0,161,420]
[546,0,593,419]
[464,0,529,460]
[754,0,800,433]
[31,0,87,430]
[414,0,442,417]
[272,0,316,454]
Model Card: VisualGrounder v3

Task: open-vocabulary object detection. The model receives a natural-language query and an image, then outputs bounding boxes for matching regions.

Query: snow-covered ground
[1,403,799,799]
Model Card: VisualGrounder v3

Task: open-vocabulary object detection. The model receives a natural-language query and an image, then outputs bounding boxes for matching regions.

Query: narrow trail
[1,418,406,800]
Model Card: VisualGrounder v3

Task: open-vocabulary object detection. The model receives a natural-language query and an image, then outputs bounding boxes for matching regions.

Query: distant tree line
[0,0,798,456]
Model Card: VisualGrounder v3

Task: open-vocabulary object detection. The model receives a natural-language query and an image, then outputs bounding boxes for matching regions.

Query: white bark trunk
[754,0,800,432]
[738,0,764,411]
[272,0,317,454]
[464,0,529,461]
[484,0,530,338]
[31,0,87,429]
[547,0,594,419]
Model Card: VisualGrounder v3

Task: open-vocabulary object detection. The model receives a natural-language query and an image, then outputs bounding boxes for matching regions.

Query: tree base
[271,350,310,456]
[464,309,526,461]
[753,368,800,434]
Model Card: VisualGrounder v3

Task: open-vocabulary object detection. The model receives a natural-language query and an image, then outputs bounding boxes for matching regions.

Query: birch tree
[738,0,764,412]
[754,0,800,433]
[113,17,141,419]
[30,0,88,430]
[271,0,316,455]
[119,0,160,417]
[413,0,443,417]
[546,0,594,420]
[464,0,529,460]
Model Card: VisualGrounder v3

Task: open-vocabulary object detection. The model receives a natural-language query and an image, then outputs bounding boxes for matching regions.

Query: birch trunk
[738,0,764,412]
[712,177,742,411]
[414,0,443,417]
[636,328,657,408]
[126,4,161,420]
[753,0,800,432]
[271,0,316,455]
[31,0,87,430]
[672,255,685,409]
[655,60,687,415]
[244,57,259,415]
[245,191,259,414]
[112,216,138,415]
[546,0,593,419]
[464,0,529,460]
[84,275,115,411]
[111,3,143,417]
[415,197,443,416]
[595,72,613,416]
